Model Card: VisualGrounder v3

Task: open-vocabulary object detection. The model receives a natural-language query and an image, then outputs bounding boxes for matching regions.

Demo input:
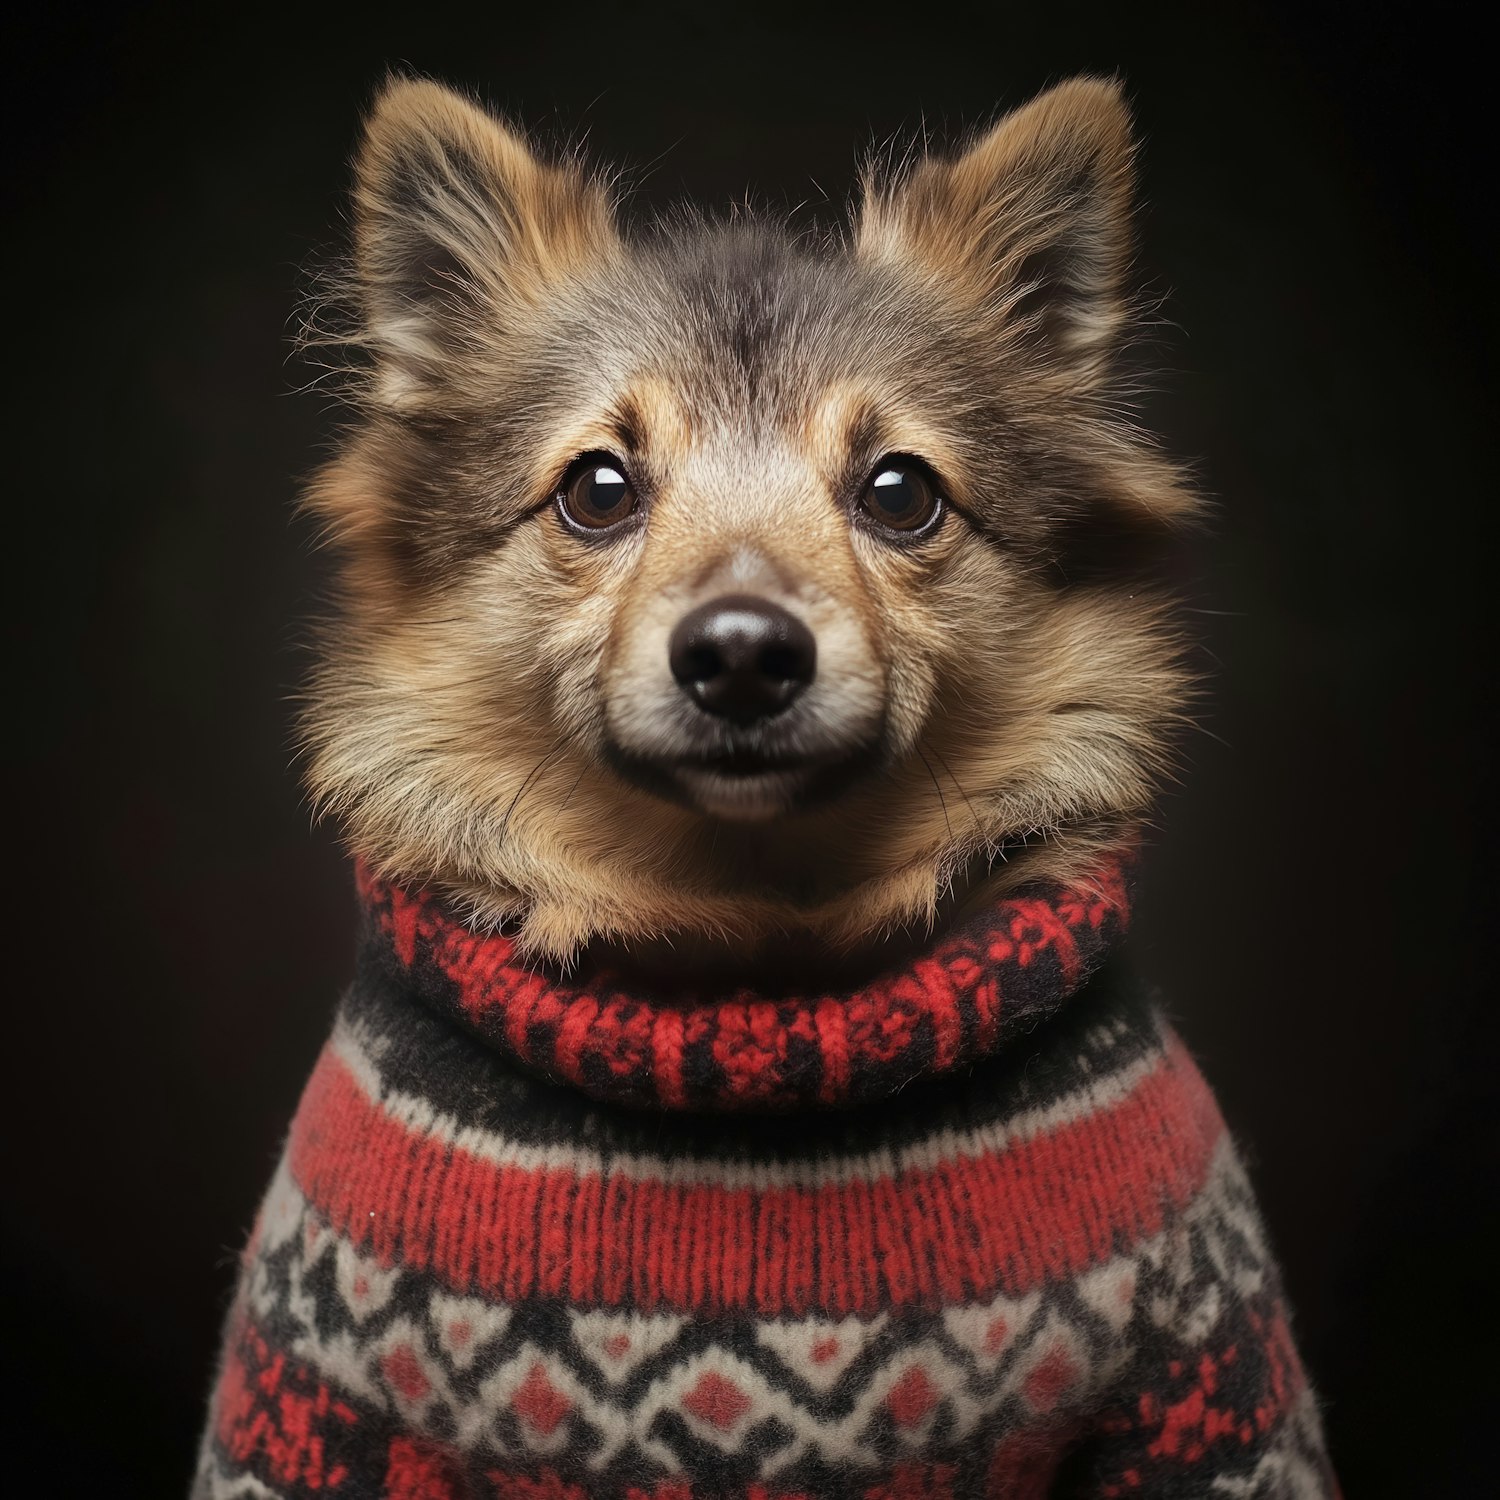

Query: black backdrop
[10,3,1493,1494]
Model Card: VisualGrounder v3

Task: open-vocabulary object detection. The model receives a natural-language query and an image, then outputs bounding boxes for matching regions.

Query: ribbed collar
[354,855,1131,1114]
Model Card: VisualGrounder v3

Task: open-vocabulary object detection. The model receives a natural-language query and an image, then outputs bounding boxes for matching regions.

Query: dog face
[303,77,1197,959]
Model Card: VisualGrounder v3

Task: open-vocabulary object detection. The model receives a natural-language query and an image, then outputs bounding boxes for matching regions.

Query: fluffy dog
[194,77,1337,1499]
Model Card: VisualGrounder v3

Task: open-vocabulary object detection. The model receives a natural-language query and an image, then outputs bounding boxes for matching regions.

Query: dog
[194,76,1338,1498]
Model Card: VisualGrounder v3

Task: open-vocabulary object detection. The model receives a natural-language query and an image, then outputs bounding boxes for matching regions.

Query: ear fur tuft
[352,76,617,401]
[858,77,1136,385]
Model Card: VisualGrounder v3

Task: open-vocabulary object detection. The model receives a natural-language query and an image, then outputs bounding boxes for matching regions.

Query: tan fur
[300,76,1200,966]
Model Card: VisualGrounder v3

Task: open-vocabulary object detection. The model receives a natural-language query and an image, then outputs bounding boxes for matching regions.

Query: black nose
[669,594,817,725]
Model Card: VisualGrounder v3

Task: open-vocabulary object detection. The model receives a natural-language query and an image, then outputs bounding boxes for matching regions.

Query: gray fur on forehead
[560,220,937,404]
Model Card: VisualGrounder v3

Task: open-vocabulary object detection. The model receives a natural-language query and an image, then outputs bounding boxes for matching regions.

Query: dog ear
[351,77,617,401]
[858,77,1135,386]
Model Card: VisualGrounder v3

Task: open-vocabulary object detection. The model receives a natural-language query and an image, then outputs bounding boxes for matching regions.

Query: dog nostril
[680,643,723,682]
[758,643,804,681]
[669,594,817,726]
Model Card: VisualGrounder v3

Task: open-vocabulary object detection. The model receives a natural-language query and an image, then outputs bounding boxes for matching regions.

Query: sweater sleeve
[1062,1146,1339,1498]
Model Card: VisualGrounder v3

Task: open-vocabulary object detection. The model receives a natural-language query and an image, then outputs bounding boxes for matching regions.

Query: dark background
[9,2,1492,1493]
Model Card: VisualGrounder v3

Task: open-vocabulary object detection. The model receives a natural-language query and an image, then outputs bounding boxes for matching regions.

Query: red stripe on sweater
[288,1040,1222,1316]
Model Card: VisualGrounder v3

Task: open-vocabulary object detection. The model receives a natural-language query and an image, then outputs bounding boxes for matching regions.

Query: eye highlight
[557,455,639,533]
[858,460,944,537]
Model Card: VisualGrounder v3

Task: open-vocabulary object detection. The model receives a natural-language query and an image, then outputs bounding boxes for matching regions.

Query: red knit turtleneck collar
[354,856,1131,1114]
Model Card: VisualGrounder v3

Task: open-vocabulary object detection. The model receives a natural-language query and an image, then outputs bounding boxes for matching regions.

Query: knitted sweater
[194,860,1337,1499]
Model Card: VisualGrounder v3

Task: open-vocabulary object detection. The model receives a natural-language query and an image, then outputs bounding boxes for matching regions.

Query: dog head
[303,76,1198,959]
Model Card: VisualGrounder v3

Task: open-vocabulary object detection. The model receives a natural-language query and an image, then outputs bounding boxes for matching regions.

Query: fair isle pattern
[195,868,1339,1498]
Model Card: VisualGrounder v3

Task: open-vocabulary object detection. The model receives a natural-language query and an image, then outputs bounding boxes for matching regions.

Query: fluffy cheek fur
[306,520,700,952]
[816,533,1188,949]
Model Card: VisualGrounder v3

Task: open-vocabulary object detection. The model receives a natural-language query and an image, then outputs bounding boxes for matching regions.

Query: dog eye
[558,457,638,532]
[858,462,943,536]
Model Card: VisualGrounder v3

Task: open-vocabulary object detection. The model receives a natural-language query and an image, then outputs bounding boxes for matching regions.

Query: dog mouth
[679,746,814,778]
[604,734,882,820]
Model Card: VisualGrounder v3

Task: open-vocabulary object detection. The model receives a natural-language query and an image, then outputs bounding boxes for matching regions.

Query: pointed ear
[352,78,617,400]
[858,78,1136,384]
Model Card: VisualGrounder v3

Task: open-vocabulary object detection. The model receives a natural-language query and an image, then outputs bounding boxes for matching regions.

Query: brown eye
[859,462,943,536]
[558,457,638,532]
